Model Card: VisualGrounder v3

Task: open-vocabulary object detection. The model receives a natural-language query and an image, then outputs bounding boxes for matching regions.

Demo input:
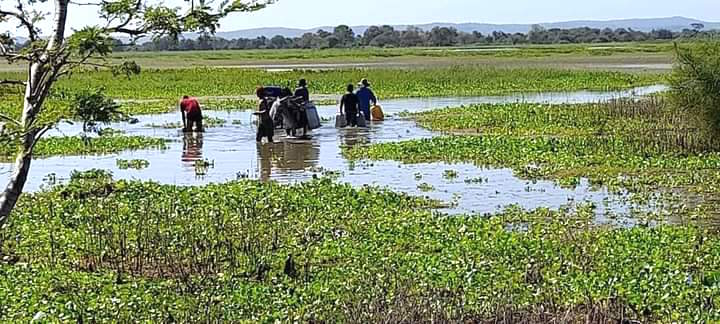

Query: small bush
[71,89,121,132]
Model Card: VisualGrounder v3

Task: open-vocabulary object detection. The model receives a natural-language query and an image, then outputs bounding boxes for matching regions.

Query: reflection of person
[180,95,203,132]
[339,84,359,127]
[256,138,320,179]
[182,132,203,164]
[256,142,273,181]
[356,78,377,122]
[254,87,274,143]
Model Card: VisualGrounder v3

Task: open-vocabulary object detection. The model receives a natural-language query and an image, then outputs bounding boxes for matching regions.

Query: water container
[306,103,321,130]
[263,86,283,98]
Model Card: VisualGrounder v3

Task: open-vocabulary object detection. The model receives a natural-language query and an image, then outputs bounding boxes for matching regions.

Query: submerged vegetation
[116,159,150,170]
[345,98,720,216]
[146,116,228,129]
[0,175,719,322]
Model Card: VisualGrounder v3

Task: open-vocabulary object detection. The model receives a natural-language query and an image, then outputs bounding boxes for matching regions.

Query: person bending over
[180,95,203,132]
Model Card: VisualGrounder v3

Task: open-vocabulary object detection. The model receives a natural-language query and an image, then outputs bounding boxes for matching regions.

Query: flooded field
[3,85,666,218]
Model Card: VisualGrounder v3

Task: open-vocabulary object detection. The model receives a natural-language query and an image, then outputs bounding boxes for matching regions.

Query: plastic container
[306,103,321,130]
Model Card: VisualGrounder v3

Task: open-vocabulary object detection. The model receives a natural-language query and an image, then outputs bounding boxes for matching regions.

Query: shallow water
[2,85,667,219]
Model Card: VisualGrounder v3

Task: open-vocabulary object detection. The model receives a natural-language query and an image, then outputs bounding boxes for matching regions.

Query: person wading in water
[254,87,275,143]
[180,95,203,132]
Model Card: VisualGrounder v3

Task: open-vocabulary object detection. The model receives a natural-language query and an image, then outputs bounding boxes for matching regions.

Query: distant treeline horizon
[13,24,718,52]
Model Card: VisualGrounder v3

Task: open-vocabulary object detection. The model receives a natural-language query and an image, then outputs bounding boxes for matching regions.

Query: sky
[2,0,720,36]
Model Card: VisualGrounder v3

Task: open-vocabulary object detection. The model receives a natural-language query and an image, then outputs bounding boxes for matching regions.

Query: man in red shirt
[180,96,203,132]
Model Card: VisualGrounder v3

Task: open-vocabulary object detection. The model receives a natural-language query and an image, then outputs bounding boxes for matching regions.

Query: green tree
[332,25,355,47]
[0,0,272,226]
[670,41,720,133]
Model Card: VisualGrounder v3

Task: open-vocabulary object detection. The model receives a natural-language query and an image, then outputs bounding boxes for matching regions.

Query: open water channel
[0,85,667,222]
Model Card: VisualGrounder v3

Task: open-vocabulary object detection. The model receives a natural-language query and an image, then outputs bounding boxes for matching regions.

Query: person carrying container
[180,95,203,132]
[294,79,310,102]
[254,87,274,143]
[339,84,359,127]
[356,78,377,121]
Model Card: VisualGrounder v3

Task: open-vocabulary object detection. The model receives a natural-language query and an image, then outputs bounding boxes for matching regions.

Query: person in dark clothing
[294,79,310,102]
[180,95,203,132]
[356,78,377,121]
[340,84,359,127]
[254,87,274,143]
[294,79,310,136]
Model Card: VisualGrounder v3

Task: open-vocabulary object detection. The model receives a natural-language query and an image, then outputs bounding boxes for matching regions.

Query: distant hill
[197,16,719,40]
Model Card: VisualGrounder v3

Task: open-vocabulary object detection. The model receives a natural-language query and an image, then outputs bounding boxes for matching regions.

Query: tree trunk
[0,0,68,228]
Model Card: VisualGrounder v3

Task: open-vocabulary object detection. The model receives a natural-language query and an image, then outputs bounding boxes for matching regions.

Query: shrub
[670,41,720,134]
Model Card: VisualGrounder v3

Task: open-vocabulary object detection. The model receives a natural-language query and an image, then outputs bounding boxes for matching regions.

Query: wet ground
[1,85,667,220]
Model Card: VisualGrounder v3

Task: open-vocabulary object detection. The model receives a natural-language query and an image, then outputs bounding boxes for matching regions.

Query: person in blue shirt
[355,78,377,121]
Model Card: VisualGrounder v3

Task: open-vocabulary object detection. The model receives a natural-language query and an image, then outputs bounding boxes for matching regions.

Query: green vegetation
[116,159,150,170]
[417,182,435,192]
[53,67,662,99]
[146,116,227,129]
[71,89,123,132]
[194,159,215,176]
[443,169,459,179]
[345,98,720,215]
[670,41,720,134]
[103,42,675,68]
[0,175,718,322]
[0,135,167,161]
[0,65,662,123]
[1,66,661,101]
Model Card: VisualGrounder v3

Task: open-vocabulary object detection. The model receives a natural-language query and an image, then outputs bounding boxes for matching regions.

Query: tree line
[114,24,717,52]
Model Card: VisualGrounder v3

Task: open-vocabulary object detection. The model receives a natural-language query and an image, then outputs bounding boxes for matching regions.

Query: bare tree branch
[0,113,22,128]
[0,3,39,42]
[30,125,53,151]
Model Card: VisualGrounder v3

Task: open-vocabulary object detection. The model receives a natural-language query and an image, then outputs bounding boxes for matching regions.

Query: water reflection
[337,127,372,147]
[182,132,204,166]
[256,139,321,180]
[5,86,672,217]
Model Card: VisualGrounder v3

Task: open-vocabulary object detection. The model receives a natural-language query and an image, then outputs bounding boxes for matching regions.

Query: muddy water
[2,85,667,219]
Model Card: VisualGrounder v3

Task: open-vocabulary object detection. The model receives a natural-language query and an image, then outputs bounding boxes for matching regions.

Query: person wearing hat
[293,79,311,136]
[294,79,310,103]
[355,78,377,121]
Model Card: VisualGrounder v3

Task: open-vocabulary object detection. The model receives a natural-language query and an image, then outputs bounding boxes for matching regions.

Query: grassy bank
[0,42,675,72]
[0,175,718,322]
[0,135,167,161]
[1,66,662,101]
[0,66,663,119]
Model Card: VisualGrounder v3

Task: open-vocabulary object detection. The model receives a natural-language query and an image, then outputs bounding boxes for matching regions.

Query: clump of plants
[0,177,719,322]
[443,169,459,179]
[146,117,227,129]
[116,159,150,170]
[71,88,123,133]
[417,182,435,192]
[194,159,214,176]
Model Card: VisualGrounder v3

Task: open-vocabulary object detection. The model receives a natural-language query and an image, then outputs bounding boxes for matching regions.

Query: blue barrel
[263,86,283,98]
